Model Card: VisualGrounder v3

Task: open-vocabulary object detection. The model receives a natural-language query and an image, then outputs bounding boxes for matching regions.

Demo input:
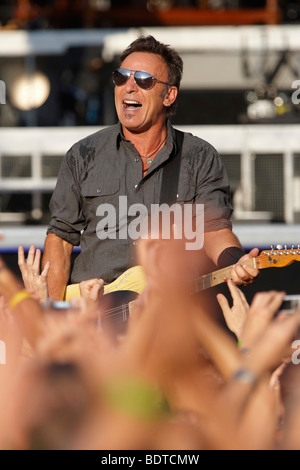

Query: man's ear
[163,86,178,108]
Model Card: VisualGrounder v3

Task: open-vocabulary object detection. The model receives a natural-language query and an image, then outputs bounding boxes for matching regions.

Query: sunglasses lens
[112,69,130,86]
[134,71,155,90]
[113,68,156,90]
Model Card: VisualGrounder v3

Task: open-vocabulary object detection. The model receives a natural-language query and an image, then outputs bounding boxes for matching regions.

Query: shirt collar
[116,122,123,150]
[116,119,177,154]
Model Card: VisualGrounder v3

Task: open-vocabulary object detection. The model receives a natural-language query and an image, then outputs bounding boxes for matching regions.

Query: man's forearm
[204,228,244,267]
[43,234,73,300]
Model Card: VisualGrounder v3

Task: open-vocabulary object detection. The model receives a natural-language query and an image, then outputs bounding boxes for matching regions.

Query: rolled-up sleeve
[195,143,233,232]
[47,148,85,246]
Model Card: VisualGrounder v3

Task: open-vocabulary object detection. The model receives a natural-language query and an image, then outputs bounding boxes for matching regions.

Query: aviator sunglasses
[112,68,171,90]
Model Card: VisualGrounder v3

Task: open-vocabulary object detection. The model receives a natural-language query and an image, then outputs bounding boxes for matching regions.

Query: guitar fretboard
[194,258,255,293]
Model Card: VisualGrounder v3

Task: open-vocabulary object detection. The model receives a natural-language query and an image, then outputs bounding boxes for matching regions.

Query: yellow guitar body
[65,265,147,301]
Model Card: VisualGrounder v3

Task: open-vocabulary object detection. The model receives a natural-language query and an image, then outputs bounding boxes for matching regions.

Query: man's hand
[230,248,260,287]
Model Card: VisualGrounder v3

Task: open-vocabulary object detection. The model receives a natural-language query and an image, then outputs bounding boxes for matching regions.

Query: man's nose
[124,71,138,91]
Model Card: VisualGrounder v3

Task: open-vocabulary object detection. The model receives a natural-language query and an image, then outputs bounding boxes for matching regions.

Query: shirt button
[97,188,102,194]
[135,158,139,163]
[134,184,138,189]
[133,241,138,246]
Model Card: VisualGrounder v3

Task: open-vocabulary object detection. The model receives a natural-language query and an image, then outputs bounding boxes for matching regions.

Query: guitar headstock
[255,245,300,269]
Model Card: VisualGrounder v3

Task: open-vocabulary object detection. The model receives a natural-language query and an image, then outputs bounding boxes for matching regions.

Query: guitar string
[102,304,133,320]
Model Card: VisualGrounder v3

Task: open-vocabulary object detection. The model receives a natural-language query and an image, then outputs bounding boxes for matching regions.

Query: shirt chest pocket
[81,179,120,215]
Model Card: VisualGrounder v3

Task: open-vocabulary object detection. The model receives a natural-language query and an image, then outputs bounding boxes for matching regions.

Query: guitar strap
[160,129,184,205]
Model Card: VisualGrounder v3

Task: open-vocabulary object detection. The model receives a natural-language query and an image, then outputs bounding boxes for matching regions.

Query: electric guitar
[66,247,300,330]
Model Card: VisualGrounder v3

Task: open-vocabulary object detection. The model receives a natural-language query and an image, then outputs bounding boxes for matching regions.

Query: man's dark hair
[119,35,183,115]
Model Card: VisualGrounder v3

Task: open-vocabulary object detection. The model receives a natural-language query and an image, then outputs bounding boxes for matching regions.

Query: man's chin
[121,119,149,134]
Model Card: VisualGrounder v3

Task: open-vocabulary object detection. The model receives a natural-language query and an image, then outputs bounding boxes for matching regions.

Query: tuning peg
[291,245,295,249]
[284,245,288,250]
[276,244,283,250]
[271,245,275,250]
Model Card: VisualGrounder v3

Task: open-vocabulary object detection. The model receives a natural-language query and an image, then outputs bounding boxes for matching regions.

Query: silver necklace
[139,137,167,166]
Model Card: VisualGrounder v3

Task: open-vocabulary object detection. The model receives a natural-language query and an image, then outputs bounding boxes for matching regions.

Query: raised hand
[18,245,50,302]
[217,279,250,340]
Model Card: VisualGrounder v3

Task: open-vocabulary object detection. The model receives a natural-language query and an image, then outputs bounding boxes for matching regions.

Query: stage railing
[0,125,300,225]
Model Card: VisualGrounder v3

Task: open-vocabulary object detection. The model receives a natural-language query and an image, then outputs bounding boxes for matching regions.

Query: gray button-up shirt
[47,120,233,284]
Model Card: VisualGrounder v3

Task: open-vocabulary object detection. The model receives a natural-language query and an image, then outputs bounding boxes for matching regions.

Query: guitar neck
[100,248,300,325]
[194,257,256,293]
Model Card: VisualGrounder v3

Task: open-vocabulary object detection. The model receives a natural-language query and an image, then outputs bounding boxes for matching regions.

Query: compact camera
[278,295,300,314]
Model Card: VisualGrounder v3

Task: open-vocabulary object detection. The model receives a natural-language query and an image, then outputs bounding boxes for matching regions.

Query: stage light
[147,0,174,10]
[247,99,276,120]
[10,71,50,111]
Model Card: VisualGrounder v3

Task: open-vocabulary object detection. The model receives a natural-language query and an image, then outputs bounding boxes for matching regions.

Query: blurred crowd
[1,1,299,30]
[0,239,300,450]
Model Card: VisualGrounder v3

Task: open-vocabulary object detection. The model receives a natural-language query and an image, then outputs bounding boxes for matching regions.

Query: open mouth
[123,100,142,110]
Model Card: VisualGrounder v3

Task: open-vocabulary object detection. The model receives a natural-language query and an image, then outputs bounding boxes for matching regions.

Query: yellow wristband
[102,376,169,421]
[9,290,31,310]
